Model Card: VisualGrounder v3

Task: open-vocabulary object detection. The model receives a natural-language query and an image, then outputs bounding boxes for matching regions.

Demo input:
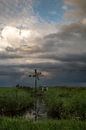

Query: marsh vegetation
[0,87,86,129]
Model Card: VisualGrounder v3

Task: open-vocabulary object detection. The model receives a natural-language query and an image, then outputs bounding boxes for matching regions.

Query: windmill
[29,69,42,121]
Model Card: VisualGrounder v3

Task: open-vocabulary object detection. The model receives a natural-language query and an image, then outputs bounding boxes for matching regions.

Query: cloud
[0,0,86,86]
[0,20,86,72]
[0,0,58,36]
[37,22,86,58]
[0,52,23,59]
[0,59,86,86]
[64,0,86,20]
[0,0,34,22]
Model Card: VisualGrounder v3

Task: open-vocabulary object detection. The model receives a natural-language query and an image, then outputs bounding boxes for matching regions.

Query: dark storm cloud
[0,65,30,86]
[0,59,86,86]
[0,21,86,86]
[45,22,86,49]
[44,22,86,41]
[37,53,86,63]
[0,65,23,76]
[0,52,23,59]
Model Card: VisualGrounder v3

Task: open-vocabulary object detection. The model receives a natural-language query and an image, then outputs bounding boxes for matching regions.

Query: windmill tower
[29,69,42,121]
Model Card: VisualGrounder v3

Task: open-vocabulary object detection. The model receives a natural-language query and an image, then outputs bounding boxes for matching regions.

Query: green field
[0,117,86,130]
[0,87,86,129]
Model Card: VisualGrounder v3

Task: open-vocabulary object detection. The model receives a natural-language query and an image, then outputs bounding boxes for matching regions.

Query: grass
[44,87,86,120]
[0,87,86,119]
[0,87,86,129]
[0,87,34,116]
[0,117,86,130]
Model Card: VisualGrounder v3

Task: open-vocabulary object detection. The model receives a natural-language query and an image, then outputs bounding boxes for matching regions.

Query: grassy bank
[0,117,86,130]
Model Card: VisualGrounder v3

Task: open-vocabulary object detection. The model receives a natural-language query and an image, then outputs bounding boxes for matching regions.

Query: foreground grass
[0,117,86,130]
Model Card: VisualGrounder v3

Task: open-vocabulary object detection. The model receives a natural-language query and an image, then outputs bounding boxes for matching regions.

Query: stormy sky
[0,0,86,87]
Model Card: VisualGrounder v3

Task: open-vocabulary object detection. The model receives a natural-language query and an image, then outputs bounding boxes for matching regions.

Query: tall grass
[0,87,86,120]
[0,88,34,116]
[44,87,86,120]
[0,117,86,130]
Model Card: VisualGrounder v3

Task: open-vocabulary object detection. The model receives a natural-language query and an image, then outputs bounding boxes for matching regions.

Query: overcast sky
[0,0,86,87]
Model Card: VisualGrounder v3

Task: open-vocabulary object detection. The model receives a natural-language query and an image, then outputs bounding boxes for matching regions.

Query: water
[23,98,47,120]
